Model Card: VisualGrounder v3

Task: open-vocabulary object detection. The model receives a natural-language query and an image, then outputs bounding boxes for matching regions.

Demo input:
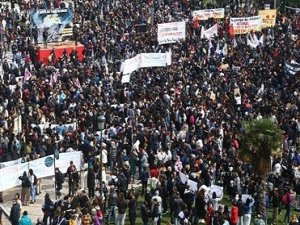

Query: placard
[230,16,262,35]
[193,8,225,20]
[259,9,277,28]
[157,21,186,44]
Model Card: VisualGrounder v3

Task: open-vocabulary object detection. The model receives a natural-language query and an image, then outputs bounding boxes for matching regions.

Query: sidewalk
[1,177,69,224]
[0,173,141,224]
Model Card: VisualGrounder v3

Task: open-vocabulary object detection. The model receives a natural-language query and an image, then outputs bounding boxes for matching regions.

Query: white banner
[121,74,131,84]
[201,24,218,39]
[0,152,82,192]
[157,21,186,45]
[122,55,141,75]
[230,16,262,35]
[193,8,225,20]
[0,158,23,169]
[121,51,172,75]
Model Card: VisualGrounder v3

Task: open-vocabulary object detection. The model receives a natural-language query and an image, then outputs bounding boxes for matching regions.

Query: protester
[18,172,31,206]
[9,200,21,225]
[18,211,32,225]
[0,0,300,225]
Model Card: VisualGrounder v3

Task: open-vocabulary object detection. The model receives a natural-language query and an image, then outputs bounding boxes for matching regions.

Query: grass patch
[112,189,300,225]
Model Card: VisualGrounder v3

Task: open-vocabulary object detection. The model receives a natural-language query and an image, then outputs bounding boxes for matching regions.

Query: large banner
[259,9,277,28]
[192,8,225,20]
[0,152,82,192]
[30,8,73,43]
[230,16,262,35]
[157,21,186,45]
[201,24,218,39]
[121,51,172,75]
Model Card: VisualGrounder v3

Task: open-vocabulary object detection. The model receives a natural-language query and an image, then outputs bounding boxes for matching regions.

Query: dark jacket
[87,169,96,188]
[117,198,128,214]
[237,198,244,216]
[141,203,149,223]
[10,202,21,225]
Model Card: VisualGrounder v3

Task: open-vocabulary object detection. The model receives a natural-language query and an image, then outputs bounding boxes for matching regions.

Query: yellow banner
[259,9,277,28]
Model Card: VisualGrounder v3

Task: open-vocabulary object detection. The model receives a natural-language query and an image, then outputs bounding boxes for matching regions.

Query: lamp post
[97,114,106,196]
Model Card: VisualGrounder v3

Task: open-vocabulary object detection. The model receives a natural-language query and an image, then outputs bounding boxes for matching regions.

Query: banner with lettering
[121,51,172,75]
[157,21,186,44]
[193,8,225,20]
[259,9,277,28]
[230,16,262,35]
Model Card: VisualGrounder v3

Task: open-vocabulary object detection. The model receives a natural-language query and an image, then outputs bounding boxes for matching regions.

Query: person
[65,161,79,196]
[81,208,92,225]
[243,197,254,225]
[237,194,244,225]
[171,192,186,225]
[9,200,20,225]
[28,169,37,204]
[140,166,149,195]
[253,214,265,225]
[128,195,137,225]
[18,171,31,206]
[152,198,161,225]
[116,192,128,225]
[42,29,48,48]
[107,186,118,224]
[55,167,64,195]
[19,211,32,225]
[271,188,280,225]
[87,167,96,199]
[230,201,239,225]
[283,189,293,223]
[290,214,299,225]
[141,201,150,225]
[15,193,22,210]
[42,193,54,225]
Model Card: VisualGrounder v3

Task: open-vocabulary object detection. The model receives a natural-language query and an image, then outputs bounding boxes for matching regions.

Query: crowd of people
[0,0,300,224]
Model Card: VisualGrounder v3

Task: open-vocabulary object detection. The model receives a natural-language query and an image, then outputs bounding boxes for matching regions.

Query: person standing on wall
[28,169,38,204]
[18,171,31,206]
[42,28,48,48]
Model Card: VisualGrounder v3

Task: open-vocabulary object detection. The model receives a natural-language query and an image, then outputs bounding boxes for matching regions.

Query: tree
[239,118,283,216]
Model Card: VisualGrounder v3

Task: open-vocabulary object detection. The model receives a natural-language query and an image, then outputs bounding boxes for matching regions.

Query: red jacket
[230,206,239,224]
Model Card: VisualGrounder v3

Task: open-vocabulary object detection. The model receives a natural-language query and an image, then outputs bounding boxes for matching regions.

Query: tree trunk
[258,175,267,216]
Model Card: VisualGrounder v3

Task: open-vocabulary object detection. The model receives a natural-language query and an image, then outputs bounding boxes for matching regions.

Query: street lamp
[97,115,105,196]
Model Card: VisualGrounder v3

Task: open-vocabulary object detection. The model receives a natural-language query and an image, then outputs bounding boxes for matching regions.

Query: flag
[23,68,32,81]
[75,78,82,89]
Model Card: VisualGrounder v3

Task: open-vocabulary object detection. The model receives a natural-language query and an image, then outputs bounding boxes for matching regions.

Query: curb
[0,203,10,221]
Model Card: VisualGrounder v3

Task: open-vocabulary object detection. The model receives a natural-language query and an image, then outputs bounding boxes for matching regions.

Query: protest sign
[157,21,186,44]
[193,8,225,20]
[259,9,277,28]
[121,51,172,74]
[230,16,262,35]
